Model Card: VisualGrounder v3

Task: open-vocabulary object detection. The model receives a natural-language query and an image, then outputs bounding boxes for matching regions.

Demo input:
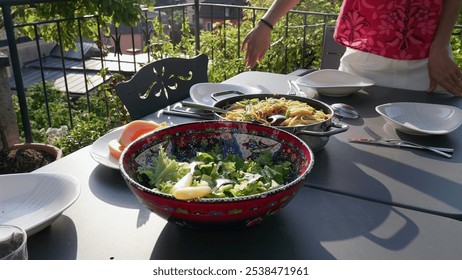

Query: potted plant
[0,52,62,174]
[0,124,62,175]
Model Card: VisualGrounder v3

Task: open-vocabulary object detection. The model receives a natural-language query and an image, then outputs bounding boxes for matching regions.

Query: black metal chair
[289,25,346,76]
[320,25,346,70]
[115,54,208,120]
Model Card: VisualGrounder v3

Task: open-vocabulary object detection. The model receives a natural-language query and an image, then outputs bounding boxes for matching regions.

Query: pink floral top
[334,0,443,60]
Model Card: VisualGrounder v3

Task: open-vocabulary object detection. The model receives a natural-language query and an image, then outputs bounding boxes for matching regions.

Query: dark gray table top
[28,72,462,260]
[29,151,462,259]
[222,72,462,219]
[310,86,462,219]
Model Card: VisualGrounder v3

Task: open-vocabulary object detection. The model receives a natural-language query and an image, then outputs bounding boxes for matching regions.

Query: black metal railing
[1,0,339,143]
[1,0,461,144]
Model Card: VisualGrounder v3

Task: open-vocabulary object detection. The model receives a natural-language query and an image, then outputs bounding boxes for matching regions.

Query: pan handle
[181,101,228,114]
[297,121,349,137]
[211,90,245,101]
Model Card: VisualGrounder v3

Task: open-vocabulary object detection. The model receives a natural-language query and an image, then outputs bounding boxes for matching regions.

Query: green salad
[136,145,293,200]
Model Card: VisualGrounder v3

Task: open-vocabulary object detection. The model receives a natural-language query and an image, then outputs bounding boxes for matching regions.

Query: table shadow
[27,215,78,260]
[88,164,152,227]
[88,165,136,207]
[149,89,458,259]
[149,187,419,260]
[310,136,462,218]
[308,140,393,200]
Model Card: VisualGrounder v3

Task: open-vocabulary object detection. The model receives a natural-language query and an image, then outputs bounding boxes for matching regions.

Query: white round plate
[375,102,462,136]
[0,172,80,236]
[90,127,123,169]
[190,83,262,105]
[295,69,374,97]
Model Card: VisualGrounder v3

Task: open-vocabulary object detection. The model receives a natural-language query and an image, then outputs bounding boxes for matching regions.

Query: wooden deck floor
[11,52,151,96]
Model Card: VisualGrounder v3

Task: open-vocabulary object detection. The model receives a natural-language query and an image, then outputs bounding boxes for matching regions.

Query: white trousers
[339,48,448,93]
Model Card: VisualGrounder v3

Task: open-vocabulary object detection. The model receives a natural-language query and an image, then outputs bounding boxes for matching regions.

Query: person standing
[241,0,462,96]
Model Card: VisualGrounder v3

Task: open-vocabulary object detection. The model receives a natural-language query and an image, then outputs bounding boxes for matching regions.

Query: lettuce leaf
[137,146,189,193]
[136,145,293,198]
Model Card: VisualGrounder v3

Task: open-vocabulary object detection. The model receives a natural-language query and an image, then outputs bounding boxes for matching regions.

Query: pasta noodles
[222,97,331,126]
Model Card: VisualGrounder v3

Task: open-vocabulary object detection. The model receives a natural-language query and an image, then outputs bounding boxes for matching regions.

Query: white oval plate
[190,82,262,105]
[295,69,374,97]
[90,127,123,169]
[376,102,462,135]
[0,172,80,236]
[222,71,318,99]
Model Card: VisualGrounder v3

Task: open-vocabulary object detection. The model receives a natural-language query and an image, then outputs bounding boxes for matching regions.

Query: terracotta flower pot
[0,143,63,174]
[13,143,63,159]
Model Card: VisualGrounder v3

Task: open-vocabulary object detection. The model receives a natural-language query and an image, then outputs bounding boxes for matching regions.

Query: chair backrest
[288,25,346,76]
[115,54,208,120]
[320,26,346,69]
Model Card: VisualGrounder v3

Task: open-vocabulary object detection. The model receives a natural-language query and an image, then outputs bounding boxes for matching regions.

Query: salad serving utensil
[181,101,289,126]
[181,101,230,114]
[162,108,215,119]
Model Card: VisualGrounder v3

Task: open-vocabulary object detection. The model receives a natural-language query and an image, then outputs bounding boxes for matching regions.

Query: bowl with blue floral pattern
[120,120,314,228]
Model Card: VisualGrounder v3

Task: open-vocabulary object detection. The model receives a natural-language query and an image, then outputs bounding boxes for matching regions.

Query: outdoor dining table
[225,71,462,219]
[27,71,462,260]
[309,82,462,219]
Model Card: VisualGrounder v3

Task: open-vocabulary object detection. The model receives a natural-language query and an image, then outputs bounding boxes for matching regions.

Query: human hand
[428,47,462,96]
[241,23,272,68]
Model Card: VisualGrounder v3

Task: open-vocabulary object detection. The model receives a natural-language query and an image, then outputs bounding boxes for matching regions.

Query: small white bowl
[295,69,374,97]
[375,102,462,136]
[190,82,261,105]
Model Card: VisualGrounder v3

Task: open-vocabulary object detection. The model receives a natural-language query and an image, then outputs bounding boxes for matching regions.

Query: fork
[363,126,453,158]
[287,80,305,96]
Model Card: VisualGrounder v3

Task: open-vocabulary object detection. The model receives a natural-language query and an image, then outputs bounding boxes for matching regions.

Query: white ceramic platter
[190,83,262,105]
[295,69,374,97]
[90,127,123,169]
[376,102,462,136]
[0,172,80,236]
[223,71,317,99]
[193,72,318,105]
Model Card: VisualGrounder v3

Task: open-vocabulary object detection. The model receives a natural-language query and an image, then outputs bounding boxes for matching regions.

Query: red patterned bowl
[120,121,314,228]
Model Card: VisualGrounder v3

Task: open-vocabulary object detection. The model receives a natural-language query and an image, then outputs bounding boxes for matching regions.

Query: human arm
[241,0,301,68]
[428,0,462,96]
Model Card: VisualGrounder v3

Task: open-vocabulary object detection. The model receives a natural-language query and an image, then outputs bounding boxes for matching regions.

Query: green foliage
[197,7,335,80]
[53,113,111,155]
[14,72,128,155]
[8,0,156,50]
[14,83,70,143]
[149,19,196,59]
[201,21,249,82]
[146,10,328,82]
[452,29,462,67]
[252,13,329,73]
[8,0,462,156]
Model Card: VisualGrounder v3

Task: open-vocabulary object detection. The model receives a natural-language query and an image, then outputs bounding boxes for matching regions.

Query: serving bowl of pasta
[212,93,348,151]
[120,121,314,228]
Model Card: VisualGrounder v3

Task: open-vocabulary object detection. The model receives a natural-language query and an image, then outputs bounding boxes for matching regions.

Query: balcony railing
[1,0,461,145]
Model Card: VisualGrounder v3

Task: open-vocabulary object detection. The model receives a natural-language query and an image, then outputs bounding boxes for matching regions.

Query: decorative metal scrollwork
[140,66,193,100]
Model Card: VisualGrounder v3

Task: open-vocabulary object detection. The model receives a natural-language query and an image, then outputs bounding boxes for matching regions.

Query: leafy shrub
[11,1,461,156]
[14,71,128,155]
